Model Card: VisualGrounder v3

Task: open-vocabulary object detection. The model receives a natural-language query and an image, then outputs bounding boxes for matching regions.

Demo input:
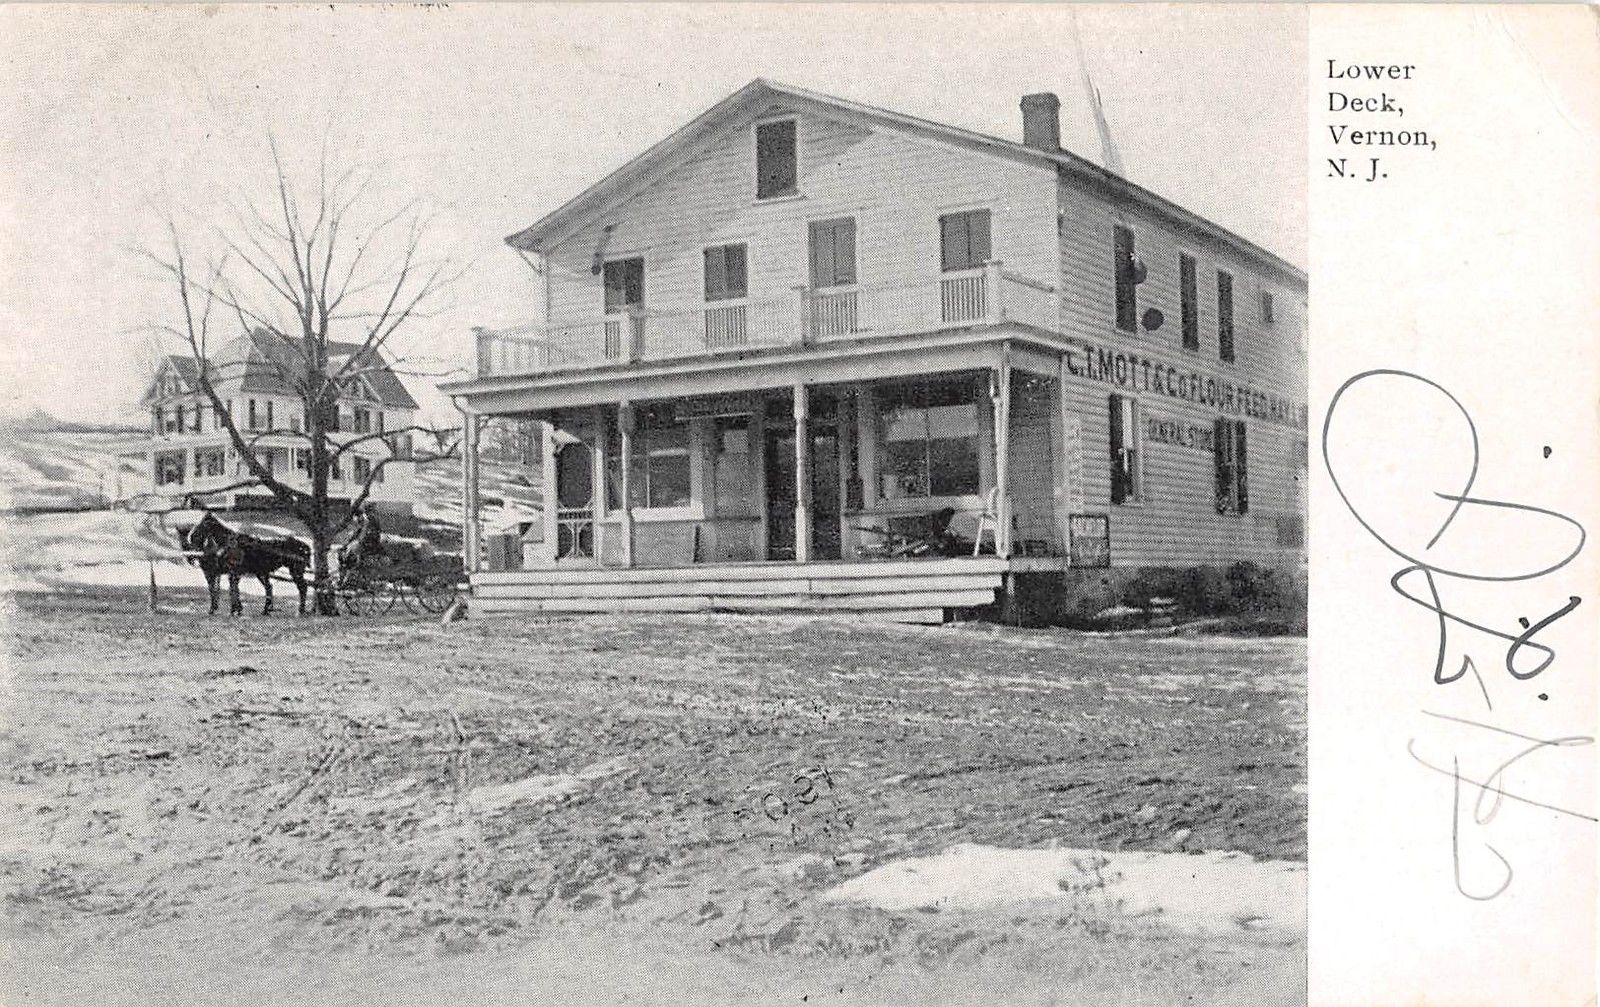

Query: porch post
[992,347,1013,557]
[541,417,558,559]
[457,405,480,574]
[793,383,811,563]
[618,401,635,567]
[592,405,608,565]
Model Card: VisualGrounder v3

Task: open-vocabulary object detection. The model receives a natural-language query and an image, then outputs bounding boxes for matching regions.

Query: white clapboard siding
[1055,179,1308,569]
[543,107,1058,333]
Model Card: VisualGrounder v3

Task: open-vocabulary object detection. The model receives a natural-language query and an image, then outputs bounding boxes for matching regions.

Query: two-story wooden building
[443,80,1307,621]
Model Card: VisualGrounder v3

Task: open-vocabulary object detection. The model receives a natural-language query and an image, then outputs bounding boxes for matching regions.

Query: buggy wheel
[342,581,393,617]
[414,572,460,614]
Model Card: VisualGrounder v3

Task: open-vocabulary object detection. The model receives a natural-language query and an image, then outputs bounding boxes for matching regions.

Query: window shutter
[808,221,833,288]
[703,247,722,300]
[1214,417,1231,514]
[968,210,991,266]
[1108,394,1126,505]
[1234,422,1249,515]
[1114,226,1137,333]
[1180,254,1199,350]
[1218,271,1235,362]
[726,244,747,298]
[835,218,856,284]
[940,213,966,272]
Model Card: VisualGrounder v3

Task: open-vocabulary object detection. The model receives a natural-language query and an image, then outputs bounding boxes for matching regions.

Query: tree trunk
[311,525,338,615]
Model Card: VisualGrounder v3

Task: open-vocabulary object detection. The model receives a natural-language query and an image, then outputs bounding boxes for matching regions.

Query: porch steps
[468,558,1006,623]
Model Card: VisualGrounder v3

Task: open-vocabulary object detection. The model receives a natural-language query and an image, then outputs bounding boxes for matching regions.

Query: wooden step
[471,573,1001,600]
[472,557,1008,586]
[470,589,994,616]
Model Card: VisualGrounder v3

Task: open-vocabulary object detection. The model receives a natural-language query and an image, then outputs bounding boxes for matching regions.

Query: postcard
[0,4,1592,1005]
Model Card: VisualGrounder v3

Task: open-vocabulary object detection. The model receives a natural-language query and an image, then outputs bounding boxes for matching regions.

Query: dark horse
[182,511,310,616]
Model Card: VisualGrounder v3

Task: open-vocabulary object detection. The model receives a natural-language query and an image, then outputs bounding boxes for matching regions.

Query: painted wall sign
[1061,340,1308,431]
[1068,513,1111,568]
[1145,415,1216,452]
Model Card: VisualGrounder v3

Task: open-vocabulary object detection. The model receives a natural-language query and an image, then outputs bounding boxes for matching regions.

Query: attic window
[755,119,797,200]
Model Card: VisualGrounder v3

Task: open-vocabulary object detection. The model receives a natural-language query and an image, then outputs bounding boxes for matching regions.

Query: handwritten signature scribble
[1322,369,1593,900]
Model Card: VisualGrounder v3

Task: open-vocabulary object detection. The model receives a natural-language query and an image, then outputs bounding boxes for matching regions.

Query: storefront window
[628,413,691,509]
[877,378,980,499]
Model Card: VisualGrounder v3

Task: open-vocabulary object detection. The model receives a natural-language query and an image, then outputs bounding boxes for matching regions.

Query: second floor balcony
[475,262,1057,379]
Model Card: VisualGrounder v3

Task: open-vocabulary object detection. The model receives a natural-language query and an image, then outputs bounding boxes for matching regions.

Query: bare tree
[140,142,463,614]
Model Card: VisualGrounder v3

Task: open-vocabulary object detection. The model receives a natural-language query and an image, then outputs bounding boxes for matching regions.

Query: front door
[763,402,842,562]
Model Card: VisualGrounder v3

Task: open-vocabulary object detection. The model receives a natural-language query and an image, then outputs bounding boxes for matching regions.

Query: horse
[181,511,310,616]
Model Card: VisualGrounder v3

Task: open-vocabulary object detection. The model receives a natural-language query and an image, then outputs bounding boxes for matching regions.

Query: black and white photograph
[3,3,1589,1005]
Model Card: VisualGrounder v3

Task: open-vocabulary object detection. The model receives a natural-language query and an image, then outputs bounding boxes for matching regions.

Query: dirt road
[1,590,1305,1005]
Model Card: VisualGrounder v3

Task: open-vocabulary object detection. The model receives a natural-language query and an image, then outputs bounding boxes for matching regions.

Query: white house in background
[139,328,420,517]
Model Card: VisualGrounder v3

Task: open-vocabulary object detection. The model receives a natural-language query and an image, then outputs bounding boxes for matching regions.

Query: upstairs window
[755,119,798,200]
[1218,270,1236,362]
[808,217,857,288]
[352,407,373,434]
[1113,225,1138,333]
[1261,289,1275,324]
[602,257,645,315]
[247,399,259,431]
[939,209,991,273]
[265,400,274,432]
[1179,253,1199,351]
[1214,418,1248,515]
[353,456,372,482]
[1109,393,1142,505]
[703,243,749,301]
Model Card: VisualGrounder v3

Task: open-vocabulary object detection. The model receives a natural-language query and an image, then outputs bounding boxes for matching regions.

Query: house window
[1109,394,1142,505]
[627,414,691,509]
[353,407,373,434]
[1214,418,1248,515]
[703,244,748,301]
[265,400,274,432]
[353,456,372,482]
[377,412,385,434]
[197,447,226,478]
[939,209,991,273]
[329,454,342,481]
[1179,253,1199,351]
[808,217,857,288]
[603,257,645,314]
[877,377,981,499]
[1261,289,1275,324]
[290,412,302,433]
[155,451,185,486]
[190,404,202,433]
[1218,271,1235,363]
[755,119,797,200]
[1114,225,1138,333]
[248,399,258,430]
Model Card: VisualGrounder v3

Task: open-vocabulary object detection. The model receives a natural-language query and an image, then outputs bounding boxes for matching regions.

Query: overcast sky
[0,3,1306,424]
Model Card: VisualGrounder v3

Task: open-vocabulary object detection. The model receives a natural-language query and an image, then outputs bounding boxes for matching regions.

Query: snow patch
[465,756,627,814]
[824,844,1304,935]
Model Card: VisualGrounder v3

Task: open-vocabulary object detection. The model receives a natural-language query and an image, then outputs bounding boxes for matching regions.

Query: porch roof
[442,322,1066,415]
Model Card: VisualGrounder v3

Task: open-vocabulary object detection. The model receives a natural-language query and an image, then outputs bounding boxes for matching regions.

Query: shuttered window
[755,119,798,200]
[1218,270,1235,362]
[808,217,857,288]
[603,257,645,314]
[1180,253,1199,350]
[1108,393,1142,505]
[939,209,991,273]
[1114,225,1138,333]
[1214,418,1248,515]
[703,244,749,301]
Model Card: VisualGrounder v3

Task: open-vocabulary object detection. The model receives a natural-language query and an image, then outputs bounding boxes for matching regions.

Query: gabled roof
[505,78,1305,286]
[148,329,418,410]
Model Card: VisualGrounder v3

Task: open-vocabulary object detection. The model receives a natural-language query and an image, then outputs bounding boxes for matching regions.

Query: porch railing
[475,261,1058,378]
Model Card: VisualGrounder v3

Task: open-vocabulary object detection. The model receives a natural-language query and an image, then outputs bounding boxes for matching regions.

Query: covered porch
[450,332,1078,619]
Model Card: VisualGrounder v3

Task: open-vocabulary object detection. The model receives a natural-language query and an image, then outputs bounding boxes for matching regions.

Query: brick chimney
[1020,92,1061,151]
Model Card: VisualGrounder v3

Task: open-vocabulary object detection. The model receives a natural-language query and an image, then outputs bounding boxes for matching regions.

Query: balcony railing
[475,261,1057,378]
